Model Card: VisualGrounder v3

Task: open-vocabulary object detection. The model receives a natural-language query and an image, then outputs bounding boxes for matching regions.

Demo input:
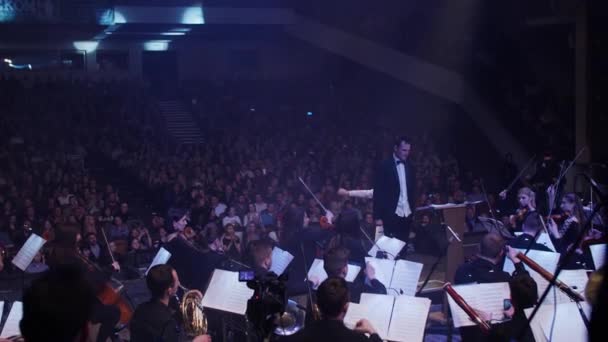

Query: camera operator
[285,277,382,342]
[130,264,211,342]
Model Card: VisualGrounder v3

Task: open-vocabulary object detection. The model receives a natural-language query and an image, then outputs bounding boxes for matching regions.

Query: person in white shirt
[222,207,243,228]
[254,194,267,214]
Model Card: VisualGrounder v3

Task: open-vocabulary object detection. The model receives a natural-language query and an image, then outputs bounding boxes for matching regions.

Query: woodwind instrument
[444,283,492,334]
[516,252,585,302]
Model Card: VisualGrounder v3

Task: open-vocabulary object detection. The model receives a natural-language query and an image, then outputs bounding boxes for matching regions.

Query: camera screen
[239,270,255,282]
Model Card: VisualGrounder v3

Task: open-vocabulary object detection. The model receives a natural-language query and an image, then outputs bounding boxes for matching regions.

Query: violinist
[507,187,538,232]
[546,192,590,268]
[47,225,122,342]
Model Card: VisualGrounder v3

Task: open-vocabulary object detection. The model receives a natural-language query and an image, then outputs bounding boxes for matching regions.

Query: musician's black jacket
[130,299,179,342]
[373,157,416,221]
[284,319,382,342]
[455,257,538,342]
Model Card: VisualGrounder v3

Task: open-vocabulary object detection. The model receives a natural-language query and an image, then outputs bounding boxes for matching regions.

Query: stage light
[307,111,313,116]
[3,58,12,64]
[161,32,186,36]
[144,40,170,51]
[114,11,127,24]
[250,107,256,112]
[73,41,99,53]
[181,6,204,24]
[0,8,16,22]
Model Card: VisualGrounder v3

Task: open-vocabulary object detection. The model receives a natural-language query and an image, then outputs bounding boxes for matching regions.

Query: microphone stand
[416,225,460,296]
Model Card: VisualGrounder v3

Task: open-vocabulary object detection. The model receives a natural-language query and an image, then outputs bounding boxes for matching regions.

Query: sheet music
[514,232,556,252]
[390,260,423,296]
[0,302,3,331]
[146,247,172,275]
[368,235,405,260]
[531,269,589,304]
[387,296,431,342]
[365,257,395,291]
[11,234,46,271]
[590,244,606,270]
[269,247,294,276]
[503,249,560,275]
[201,269,254,315]
[538,302,591,342]
[447,282,510,328]
[1,301,22,338]
[307,259,360,289]
[358,293,394,340]
[343,303,367,330]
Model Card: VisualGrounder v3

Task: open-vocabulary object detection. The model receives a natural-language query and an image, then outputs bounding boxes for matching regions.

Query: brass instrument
[177,285,208,337]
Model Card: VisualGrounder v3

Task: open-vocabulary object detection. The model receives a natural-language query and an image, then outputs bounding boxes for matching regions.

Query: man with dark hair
[322,247,386,302]
[373,136,416,247]
[130,264,211,342]
[454,233,538,342]
[507,213,552,252]
[20,265,94,342]
[286,277,382,342]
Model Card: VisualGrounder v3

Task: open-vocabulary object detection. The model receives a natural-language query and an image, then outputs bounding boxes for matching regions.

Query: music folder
[343,293,431,342]
[200,269,254,315]
[11,234,46,271]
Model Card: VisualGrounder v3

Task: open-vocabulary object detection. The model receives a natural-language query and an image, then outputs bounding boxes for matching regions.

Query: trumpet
[177,285,208,337]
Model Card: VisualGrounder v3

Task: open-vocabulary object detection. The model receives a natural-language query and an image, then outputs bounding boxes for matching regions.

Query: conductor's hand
[111,261,121,272]
[193,335,212,342]
[337,188,349,197]
[354,319,378,335]
[499,190,507,200]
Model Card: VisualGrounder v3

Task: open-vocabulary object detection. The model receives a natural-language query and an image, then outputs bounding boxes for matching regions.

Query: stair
[158,100,204,145]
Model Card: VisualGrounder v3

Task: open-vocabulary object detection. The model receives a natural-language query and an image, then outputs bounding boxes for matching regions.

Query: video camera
[239,270,288,339]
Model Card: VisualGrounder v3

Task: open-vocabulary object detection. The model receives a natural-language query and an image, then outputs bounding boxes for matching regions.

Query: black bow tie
[396,160,404,165]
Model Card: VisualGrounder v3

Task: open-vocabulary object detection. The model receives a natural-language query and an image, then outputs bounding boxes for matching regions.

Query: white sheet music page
[146,247,172,275]
[514,232,556,252]
[364,257,395,291]
[390,260,423,296]
[12,234,46,271]
[343,303,367,330]
[503,249,560,275]
[532,269,589,304]
[1,301,22,338]
[345,264,361,282]
[201,269,254,315]
[539,302,591,342]
[0,302,3,330]
[387,296,431,342]
[269,247,294,276]
[447,282,511,328]
[359,293,395,340]
[368,236,405,260]
[590,244,606,270]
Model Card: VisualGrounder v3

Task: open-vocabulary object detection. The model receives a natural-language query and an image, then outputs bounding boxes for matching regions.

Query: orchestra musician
[546,191,590,268]
[18,265,95,342]
[47,225,122,342]
[507,214,552,252]
[373,136,416,247]
[130,264,211,342]
[503,187,539,232]
[285,277,382,342]
[454,234,538,342]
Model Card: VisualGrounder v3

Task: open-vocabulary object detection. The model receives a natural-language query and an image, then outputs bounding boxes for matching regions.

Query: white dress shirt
[394,155,412,218]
